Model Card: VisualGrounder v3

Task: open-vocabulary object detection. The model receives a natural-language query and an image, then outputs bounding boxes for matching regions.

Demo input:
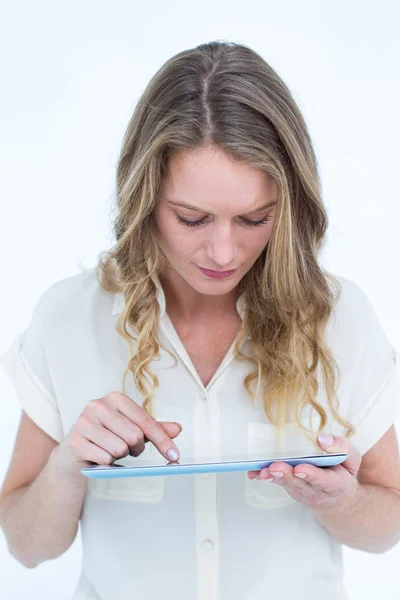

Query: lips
[197,265,237,279]
[201,268,235,273]
[198,264,238,272]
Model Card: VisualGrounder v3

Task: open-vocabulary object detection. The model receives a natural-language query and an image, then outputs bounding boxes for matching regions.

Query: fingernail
[167,448,180,461]
[294,473,307,479]
[318,433,334,446]
[270,471,284,478]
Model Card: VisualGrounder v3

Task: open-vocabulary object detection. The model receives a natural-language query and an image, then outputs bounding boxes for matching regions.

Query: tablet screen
[91,450,346,469]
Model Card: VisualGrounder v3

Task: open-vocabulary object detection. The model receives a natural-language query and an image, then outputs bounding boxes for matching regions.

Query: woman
[1,40,400,600]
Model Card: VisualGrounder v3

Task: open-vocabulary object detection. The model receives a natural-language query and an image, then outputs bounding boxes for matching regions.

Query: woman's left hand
[247,433,362,510]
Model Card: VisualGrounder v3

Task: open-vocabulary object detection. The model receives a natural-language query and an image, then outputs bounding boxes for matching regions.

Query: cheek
[168,232,195,256]
[245,226,272,255]
[157,217,198,257]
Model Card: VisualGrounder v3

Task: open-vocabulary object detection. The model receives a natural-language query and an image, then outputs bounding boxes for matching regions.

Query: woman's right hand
[53,391,182,477]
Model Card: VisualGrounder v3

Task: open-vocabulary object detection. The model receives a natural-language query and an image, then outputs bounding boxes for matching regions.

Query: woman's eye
[176,215,272,228]
[176,215,206,228]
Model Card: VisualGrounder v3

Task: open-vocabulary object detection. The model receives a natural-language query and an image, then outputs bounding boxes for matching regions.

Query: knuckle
[127,431,144,446]
[104,390,124,404]
[79,414,94,431]
[115,442,129,457]
[87,399,113,420]
[87,398,103,411]
[93,401,113,419]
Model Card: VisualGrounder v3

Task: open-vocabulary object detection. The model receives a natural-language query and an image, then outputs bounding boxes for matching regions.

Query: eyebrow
[165,199,277,216]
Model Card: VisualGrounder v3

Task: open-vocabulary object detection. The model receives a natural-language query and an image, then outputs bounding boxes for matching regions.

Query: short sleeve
[342,282,400,456]
[0,289,64,443]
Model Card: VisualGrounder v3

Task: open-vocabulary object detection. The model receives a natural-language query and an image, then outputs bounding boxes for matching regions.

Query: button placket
[202,538,214,551]
[195,386,219,599]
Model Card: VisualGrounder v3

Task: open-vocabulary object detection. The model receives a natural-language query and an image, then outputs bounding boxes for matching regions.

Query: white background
[0,1,399,598]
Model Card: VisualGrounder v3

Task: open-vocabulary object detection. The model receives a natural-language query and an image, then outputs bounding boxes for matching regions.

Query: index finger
[107,391,180,461]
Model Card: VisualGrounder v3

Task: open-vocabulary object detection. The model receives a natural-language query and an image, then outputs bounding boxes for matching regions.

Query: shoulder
[328,272,393,362]
[329,273,378,331]
[32,266,114,335]
[330,272,371,310]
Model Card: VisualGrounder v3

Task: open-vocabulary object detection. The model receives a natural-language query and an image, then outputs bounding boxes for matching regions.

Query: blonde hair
[97,40,354,452]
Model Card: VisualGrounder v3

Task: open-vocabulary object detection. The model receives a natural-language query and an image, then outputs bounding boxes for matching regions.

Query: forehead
[161,147,278,213]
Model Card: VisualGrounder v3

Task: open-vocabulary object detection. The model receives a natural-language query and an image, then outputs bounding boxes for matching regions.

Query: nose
[206,224,237,269]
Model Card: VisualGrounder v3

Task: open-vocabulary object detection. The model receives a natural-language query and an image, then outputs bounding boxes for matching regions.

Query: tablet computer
[81,451,348,479]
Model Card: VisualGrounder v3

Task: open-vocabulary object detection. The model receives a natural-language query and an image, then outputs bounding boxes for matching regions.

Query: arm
[0,413,87,568]
[250,426,400,554]
[311,480,400,553]
[1,393,182,568]
[311,425,400,553]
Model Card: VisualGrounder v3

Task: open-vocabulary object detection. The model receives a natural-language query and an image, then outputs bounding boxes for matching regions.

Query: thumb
[317,432,361,477]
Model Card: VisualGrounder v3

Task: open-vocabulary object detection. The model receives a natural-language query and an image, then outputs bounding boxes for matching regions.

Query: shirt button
[199,390,207,401]
[202,539,214,551]
[202,472,212,479]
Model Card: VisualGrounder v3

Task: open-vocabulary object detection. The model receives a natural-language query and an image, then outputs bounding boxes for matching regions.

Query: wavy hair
[97,40,355,452]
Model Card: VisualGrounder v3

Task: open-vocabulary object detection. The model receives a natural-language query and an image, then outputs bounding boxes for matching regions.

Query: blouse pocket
[87,443,165,503]
[245,416,321,510]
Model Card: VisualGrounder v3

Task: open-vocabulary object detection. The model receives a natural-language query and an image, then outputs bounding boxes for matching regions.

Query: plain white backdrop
[0,1,399,598]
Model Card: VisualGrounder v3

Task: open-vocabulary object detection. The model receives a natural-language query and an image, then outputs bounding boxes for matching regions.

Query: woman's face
[153,145,278,301]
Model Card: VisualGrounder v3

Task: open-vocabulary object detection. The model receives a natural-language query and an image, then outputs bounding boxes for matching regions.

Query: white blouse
[1,266,399,600]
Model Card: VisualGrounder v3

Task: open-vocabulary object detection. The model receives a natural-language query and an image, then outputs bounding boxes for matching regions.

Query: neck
[159,267,240,321]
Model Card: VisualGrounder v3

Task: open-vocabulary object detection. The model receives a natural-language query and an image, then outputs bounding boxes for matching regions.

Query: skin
[152,144,278,321]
